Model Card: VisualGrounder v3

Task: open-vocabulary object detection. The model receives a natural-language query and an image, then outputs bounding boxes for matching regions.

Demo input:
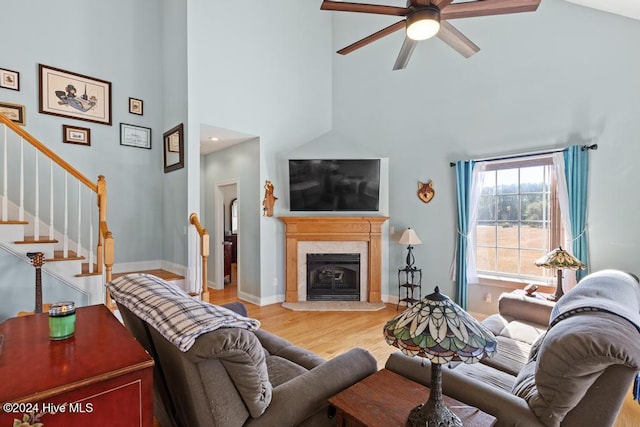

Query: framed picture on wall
[164,123,184,173]
[129,97,143,115]
[120,123,152,149]
[0,68,20,91]
[0,101,26,125]
[63,125,91,146]
[38,64,112,125]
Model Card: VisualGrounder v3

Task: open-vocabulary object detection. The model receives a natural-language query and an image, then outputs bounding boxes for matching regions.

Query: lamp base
[547,269,564,301]
[408,399,463,427]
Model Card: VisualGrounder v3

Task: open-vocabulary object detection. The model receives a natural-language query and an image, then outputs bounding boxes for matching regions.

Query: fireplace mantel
[279,216,388,303]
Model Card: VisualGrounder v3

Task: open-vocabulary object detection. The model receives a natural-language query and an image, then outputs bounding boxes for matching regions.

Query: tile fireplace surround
[279,216,388,303]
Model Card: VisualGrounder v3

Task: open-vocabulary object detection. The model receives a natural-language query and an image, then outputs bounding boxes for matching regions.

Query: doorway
[215,181,238,296]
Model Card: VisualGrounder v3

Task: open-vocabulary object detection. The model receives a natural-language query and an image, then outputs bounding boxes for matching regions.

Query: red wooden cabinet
[0,305,154,426]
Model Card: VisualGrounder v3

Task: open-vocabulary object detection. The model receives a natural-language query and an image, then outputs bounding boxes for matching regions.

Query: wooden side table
[0,304,154,426]
[329,369,496,427]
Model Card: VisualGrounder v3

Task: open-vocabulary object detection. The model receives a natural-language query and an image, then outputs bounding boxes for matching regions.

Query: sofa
[107,274,378,427]
[385,270,640,427]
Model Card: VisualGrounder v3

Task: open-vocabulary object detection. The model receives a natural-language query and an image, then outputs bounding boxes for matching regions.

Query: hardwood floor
[208,267,639,427]
[210,278,398,366]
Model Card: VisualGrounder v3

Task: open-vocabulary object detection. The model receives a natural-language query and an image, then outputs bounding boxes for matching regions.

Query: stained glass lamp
[535,246,586,301]
[383,287,497,427]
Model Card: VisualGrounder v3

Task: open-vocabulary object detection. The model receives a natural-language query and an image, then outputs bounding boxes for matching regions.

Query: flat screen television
[289,159,380,211]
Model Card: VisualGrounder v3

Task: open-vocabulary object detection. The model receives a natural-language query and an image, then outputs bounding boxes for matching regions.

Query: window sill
[473,274,556,294]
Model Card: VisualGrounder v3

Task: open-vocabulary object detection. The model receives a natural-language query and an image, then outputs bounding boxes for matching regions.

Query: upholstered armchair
[109,274,377,427]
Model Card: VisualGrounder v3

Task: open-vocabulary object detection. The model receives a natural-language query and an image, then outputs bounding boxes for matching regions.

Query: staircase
[0,114,114,313]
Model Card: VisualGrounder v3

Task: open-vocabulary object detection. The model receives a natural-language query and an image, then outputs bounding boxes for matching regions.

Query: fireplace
[279,216,388,303]
[307,253,360,301]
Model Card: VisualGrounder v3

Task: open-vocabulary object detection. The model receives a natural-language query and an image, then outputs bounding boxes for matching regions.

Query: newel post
[97,176,114,308]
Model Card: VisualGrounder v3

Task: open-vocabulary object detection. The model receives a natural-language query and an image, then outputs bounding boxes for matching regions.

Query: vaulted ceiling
[565,0,640,21]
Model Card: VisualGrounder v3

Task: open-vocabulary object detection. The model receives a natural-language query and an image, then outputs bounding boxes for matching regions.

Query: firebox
[306,253,360,301]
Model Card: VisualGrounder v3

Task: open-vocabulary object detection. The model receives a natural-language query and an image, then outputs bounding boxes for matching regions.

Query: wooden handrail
[0,114,96,192]
[189,213,209,302]
[1,114,114,309]
[190,212,205,236]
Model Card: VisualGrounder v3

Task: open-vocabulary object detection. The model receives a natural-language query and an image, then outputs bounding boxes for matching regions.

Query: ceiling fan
[321,0,541,70]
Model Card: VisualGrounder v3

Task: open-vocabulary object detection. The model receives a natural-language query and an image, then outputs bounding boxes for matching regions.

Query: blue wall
[162,0,189,267]
[329,0,640,309]
[0,0,166,264]
[186,0,334,301]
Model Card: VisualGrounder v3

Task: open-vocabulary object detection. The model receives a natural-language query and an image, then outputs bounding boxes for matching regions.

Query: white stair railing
[76,181,82,257]
[63,172,68,257]
[19,137,24,222]
[2,124,7,222]
[0,114,114,307]
[49,159,54,240]
[33,150,39,240]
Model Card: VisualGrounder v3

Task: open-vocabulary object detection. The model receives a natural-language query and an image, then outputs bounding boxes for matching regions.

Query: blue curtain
[455,160,474,309]
[564,146,589,281]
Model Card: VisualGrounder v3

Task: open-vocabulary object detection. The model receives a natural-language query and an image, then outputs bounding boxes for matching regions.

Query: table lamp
[534,246,586,301]
[398,228,422,269]
[384,287,497,427]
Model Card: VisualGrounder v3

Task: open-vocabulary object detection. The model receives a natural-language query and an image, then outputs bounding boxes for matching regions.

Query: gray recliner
[115,289,377,427]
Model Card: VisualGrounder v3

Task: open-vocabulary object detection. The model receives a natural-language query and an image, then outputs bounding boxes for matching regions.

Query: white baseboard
[237,290,260,305]
[237,291,285,307]
[161,260,187,277]
[384,294,399,304]
[207,279,224,291]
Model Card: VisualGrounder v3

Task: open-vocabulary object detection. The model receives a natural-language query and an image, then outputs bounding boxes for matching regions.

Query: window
[475,156,564,283]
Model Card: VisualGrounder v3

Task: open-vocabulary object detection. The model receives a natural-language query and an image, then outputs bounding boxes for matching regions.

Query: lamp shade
[398,228,422,246]
[406,7,441,41]
[384,287,497,364]
[535,246,586,270]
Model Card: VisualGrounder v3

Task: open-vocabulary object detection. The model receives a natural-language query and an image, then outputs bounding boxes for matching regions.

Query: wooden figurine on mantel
[263,180,277,217]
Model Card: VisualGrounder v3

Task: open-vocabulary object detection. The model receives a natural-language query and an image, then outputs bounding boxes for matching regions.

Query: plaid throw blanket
[107,273,260,352]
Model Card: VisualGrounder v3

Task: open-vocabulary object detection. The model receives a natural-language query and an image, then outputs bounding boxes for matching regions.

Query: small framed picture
[0,101,26,125]
[63,125,91,146]
[120,123,152,149]
[129,97,143,115]
[0,68,20,91]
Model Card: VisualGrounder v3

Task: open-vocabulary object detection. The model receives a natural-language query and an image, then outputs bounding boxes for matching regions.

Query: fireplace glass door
[306,253,360,301]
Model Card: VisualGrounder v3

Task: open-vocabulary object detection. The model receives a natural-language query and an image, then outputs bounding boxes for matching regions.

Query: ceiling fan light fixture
[406,7,441,41]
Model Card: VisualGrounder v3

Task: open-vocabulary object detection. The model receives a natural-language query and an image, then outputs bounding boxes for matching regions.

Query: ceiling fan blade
[437,21,480,58]
[441,0,540,20]
[430,0,455,8]
[321,1,408,16]
[393,37,418,70]
[337,20,406,55]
